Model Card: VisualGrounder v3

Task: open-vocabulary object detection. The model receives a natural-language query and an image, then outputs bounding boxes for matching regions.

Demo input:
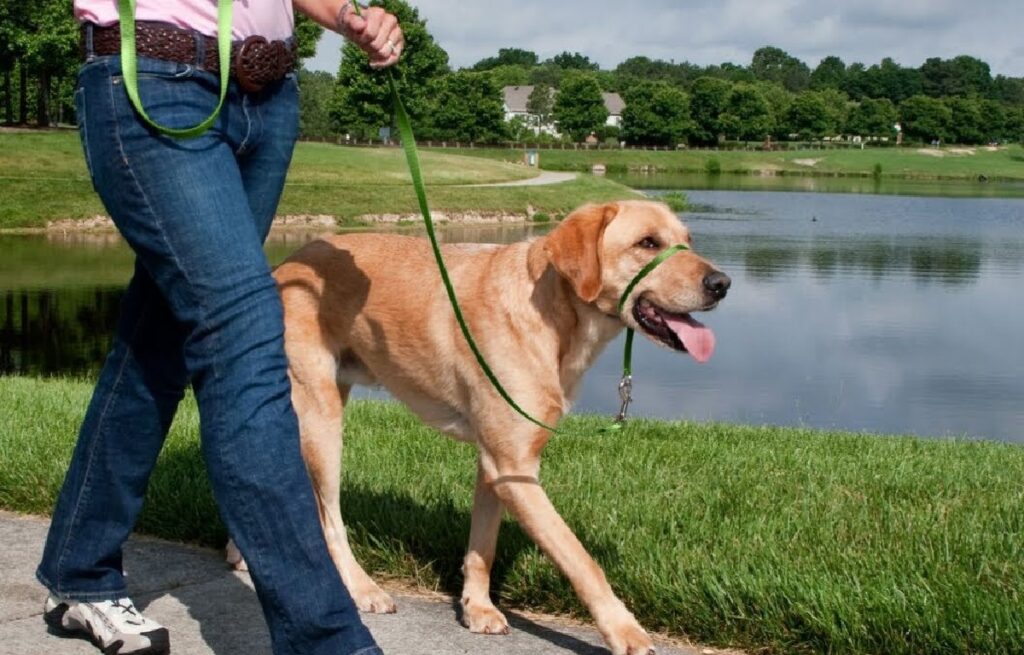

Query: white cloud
[306,0,1024,76]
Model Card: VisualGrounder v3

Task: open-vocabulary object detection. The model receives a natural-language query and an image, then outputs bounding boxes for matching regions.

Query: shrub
[705,157,722,175]
[660,191,688,212]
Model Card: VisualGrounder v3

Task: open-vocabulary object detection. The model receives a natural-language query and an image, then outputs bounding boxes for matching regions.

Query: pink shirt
[74,1,295,41]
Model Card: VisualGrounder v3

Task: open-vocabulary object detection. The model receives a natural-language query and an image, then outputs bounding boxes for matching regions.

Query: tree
[846,98,898,137]
[620,81,692,146]
[419,71,507,142]
[484,64,529,88]
[330,0,449,139]
[552,73,607,141]
[689,77,732,144]
[992,75,1024,105]
[526,83,554,131]
[920,55,992,98]
[7,0,77,126]
[298,70,337,138]
[546,51,599,71]
[720,83,774,141]
[861,58,922,104]
[944,97,985,144]
[293,14,324,61]
[810,56,846,91]
[472,47,538,71]
[786,92,833,140]
[899,95,953,143]
[751,81,793,138]
[750,46,810,92]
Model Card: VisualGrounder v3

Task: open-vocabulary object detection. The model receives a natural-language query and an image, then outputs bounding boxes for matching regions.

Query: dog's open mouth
[632,296,716,363]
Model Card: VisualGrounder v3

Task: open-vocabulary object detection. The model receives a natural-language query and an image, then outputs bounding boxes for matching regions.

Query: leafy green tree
[752,81,793,138]
[298,70,337,138]
[750,46,810,92]
[979,100,1007,141]
[786,92,833,139]
[528,63,564,88]
[484,64,529,88]
[614,56,700,90]
[18,0,78,126]
[0,0,28,123]
[1004,106,1024,143]
[552,73,607,141]
[546,51,600,71]
[861,58,922,104]
[944,97,985,144]
[992,75,1024,105]
[330,0,449,139]
[920,55,992,98]
[899,95,953,143]
[702,62,756,83]
[689,76,732,145]
[294,13,324,61]
[471,47,538,71]
[526,83,554,130]
[810,56,846,90]
[419,71,507,142]
[720,83,774,141]
[846,98,898,137]
[620,81,692,146]
[842,62,870,100]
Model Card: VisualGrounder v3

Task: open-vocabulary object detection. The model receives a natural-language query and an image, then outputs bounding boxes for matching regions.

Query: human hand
[336,2,404,69]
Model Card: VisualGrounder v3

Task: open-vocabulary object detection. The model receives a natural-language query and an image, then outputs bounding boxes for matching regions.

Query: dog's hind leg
[460,459,510,634]
[289,345,397,614]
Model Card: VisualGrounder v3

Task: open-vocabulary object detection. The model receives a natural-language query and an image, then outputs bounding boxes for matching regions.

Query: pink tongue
[663,314,716,363]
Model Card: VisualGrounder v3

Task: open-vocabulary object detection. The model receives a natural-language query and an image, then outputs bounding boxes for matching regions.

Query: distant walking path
[467,171,578,187]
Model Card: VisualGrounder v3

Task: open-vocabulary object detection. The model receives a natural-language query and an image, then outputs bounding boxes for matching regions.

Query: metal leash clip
[614,374,633,423]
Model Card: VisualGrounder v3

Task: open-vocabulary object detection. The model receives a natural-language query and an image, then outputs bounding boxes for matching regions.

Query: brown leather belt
[83,22,297,93]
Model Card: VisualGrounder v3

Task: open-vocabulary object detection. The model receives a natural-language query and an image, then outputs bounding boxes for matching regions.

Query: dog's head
[543,200,730,363]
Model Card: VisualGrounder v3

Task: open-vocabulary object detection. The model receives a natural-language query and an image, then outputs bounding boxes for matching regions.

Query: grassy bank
[0,131,638,229]
[3,376,1022,654]
[447,143,1024,181]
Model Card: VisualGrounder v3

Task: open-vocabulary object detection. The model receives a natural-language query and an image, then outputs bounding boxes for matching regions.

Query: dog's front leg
[460,460,510,635]
[481,449,655,655]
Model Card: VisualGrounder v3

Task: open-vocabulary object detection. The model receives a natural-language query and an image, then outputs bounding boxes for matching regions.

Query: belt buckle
[234,35,269,93]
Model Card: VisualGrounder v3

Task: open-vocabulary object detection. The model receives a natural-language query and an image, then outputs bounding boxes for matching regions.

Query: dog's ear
[543,203,620,302]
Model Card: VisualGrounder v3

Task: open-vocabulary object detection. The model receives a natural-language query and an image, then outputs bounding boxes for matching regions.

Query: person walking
[37,2,403,654]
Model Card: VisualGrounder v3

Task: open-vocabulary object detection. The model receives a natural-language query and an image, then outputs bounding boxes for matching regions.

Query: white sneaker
[44,594,170,655]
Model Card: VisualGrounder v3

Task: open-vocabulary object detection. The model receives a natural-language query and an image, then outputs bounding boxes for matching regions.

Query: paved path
[0,512,712,655]
[466,171,578,187]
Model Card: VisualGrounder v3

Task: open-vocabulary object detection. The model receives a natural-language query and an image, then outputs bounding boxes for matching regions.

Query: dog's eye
[636,237,660,249]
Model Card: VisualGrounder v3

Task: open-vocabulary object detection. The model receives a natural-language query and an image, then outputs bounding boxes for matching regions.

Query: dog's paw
[461,599,510,635]
[352,584,397,614]
[225,539,249,572]
[604,622,655,655]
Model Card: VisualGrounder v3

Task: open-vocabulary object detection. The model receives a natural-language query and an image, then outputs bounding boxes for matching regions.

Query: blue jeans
[36,49,381,655]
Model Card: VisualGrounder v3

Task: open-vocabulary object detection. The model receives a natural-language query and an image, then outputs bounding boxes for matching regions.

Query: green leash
[117,0,233,137]
[118,0,689,431]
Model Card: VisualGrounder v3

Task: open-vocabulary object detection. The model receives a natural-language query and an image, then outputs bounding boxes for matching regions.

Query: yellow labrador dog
[229,200,730,655]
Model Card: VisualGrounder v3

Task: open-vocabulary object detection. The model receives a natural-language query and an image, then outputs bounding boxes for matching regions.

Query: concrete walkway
[465,170,578,187]
[0,512,711,655]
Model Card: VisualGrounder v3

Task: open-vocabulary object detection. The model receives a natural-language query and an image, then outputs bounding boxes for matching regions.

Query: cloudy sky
[307,0,1024,77]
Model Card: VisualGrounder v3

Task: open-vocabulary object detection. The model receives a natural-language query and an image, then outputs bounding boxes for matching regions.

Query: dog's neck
[527,238,624,401]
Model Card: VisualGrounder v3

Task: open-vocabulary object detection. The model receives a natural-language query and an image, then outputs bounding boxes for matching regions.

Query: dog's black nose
[703,271,731,299]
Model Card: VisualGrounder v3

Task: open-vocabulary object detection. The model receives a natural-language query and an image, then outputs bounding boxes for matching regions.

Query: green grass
[3,376,1023,654]
[0,131,638,229]
[450,143,1024,181]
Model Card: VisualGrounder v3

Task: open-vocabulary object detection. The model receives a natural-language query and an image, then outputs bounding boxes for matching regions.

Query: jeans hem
[35,569,127,603]
[349,647,384,655]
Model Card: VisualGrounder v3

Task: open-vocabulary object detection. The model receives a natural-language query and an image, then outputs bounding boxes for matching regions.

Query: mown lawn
[3,376,1022,654]
[0,131,638,229]
[452,142,1024,180]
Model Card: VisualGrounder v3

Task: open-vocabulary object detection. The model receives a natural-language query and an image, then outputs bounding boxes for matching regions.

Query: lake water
[2,189,1022,442]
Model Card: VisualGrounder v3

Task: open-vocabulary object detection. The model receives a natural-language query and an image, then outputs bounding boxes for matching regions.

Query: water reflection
[2,190,1023,442]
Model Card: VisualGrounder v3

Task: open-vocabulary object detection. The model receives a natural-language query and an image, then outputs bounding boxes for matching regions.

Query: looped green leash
[117,0,689,431]
[117,0,233,137]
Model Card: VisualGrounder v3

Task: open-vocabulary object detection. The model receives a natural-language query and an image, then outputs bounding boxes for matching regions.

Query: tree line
[4,0,1023,147]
